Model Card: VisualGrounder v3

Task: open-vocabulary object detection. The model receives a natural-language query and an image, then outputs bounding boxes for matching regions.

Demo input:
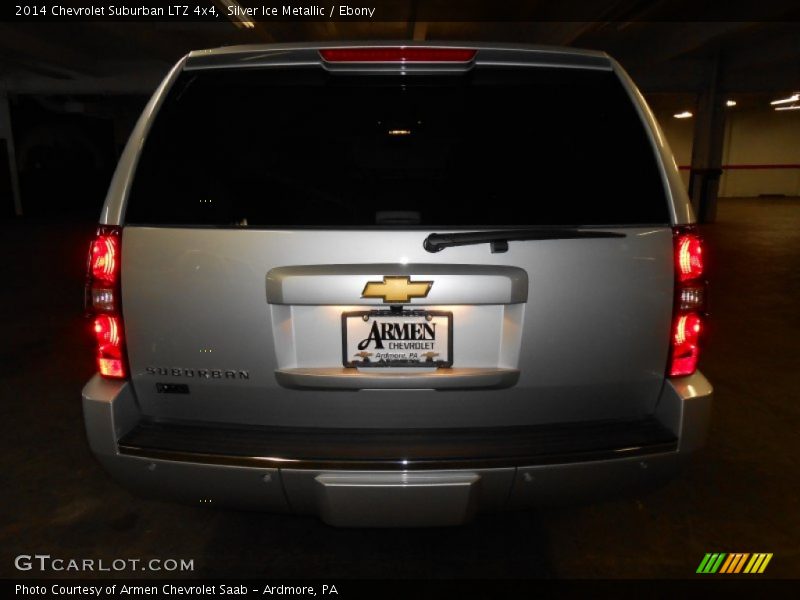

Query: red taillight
[319,48,477,63]
[86,226,127,379]
[668,227,707,378]
[94,315,125,377]
[90,235,118,284]
[669,312,702,377]
[676,232,704,281]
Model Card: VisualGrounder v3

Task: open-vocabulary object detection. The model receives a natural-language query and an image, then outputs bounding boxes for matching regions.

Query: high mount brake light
[668,227,708,377]
[319,48,477,63]
[86,226,127,379]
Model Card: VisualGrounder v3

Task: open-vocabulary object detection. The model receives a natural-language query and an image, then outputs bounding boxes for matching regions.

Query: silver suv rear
[82,43,712,527]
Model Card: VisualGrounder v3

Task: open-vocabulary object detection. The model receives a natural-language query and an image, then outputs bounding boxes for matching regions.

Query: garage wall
[719,109,800,197]
[655,105,800,198]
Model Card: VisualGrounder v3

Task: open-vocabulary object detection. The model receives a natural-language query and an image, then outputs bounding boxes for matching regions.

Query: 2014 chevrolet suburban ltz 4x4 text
[82,43,712,527]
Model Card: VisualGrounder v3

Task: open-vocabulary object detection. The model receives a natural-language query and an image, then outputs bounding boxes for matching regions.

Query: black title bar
[5,0,800,23]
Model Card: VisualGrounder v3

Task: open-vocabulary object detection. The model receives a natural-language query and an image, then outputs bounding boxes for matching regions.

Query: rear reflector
[86,226,127,379]
[319,48,477,63]
[668,227,707,378]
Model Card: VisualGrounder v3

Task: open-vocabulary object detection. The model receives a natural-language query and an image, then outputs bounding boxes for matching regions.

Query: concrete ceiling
[0,2,797,95]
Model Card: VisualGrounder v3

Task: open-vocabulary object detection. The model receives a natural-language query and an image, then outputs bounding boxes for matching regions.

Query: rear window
[125,66,669,228]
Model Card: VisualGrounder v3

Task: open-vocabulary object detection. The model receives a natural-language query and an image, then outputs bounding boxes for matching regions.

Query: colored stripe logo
[697,553,773,574]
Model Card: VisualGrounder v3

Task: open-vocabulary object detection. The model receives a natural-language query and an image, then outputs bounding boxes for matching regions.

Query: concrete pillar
[0,91,23,216]
[688,55,726,223]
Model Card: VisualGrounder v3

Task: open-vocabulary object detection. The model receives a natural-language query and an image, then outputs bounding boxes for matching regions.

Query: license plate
[342,310,453,368]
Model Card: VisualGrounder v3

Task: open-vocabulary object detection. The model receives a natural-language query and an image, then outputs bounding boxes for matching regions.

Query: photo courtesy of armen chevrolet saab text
[81,42,712,527]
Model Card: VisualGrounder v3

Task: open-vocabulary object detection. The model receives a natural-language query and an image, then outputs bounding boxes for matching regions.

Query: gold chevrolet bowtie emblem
[361,276,433,303]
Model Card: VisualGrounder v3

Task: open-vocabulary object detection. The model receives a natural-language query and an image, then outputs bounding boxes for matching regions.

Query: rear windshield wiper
[423,228,626,253]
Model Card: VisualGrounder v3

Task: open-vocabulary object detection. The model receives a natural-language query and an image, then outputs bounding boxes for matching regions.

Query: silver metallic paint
[81,371,712,524]
[121,227,674,427]
[267,264,529,305]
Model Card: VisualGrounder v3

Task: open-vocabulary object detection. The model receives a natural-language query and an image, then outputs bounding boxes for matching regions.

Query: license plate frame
[342,309,453,368]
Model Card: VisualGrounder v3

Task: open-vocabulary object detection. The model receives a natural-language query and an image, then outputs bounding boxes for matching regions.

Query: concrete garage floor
[1,197,798,579]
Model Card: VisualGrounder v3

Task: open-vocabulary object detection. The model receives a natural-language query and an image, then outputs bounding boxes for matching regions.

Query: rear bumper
[82,372,712,526]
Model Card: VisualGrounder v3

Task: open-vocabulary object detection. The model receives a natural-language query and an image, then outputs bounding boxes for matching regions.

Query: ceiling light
[775,105,800,111]
[674,111,693,119]
[770,93,799,106]
[725,100,737,107]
